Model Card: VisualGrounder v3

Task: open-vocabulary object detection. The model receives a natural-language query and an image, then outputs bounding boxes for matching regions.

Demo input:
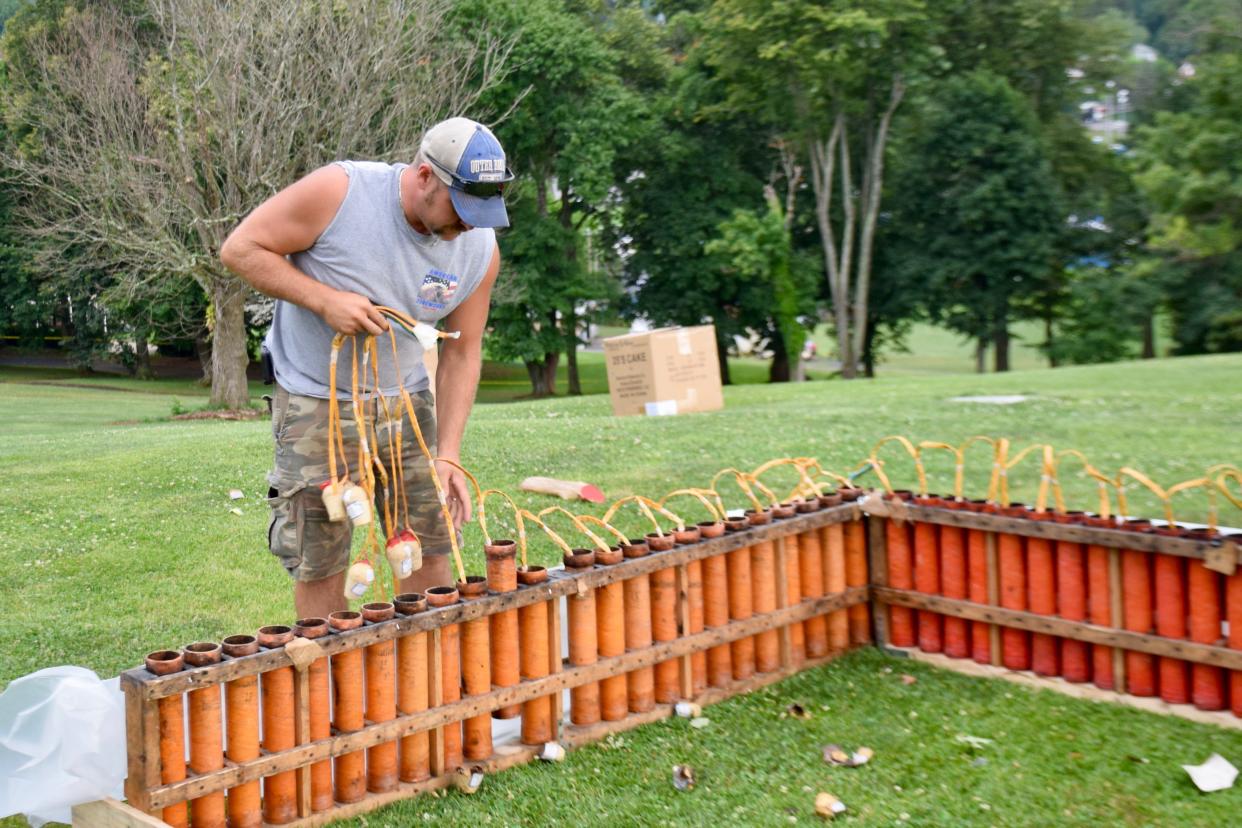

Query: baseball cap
[420,117,513,229]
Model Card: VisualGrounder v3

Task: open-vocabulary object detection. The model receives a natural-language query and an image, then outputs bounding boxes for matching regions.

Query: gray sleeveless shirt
[264,160,496,398]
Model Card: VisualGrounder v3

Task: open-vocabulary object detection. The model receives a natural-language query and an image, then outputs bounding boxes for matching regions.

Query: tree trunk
[542,351,559,395]
[209,277,250,408]
[194,329,213,387]
[566,310,581,396]
[862,322,876,378]
[1044,315,1058,368]
[1141,314,1155,359]
[524,360,552,397]
[716,337,732,386]
[134,331,154,379]
[768,334,790,383]
[994,322,1010,373]
[975,338,987,374]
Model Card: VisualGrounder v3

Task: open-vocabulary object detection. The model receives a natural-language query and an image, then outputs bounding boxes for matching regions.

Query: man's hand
[435,459,473,530]
[318,289,390,336]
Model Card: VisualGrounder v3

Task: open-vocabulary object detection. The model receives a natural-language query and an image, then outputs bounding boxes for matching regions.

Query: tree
[459,0,637,397]
[705,0,934,378]
[889,71,1061,371]
[1133,52,1242,354]
[2,0,507,407]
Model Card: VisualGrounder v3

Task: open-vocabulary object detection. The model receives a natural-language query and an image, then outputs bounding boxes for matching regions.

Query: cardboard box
[602,324,724,417]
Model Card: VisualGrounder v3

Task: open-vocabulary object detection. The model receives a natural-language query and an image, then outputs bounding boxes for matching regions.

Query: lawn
[1,352,1241,825]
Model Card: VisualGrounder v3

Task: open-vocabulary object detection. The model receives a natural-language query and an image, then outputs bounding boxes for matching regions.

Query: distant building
[1131,44,1157,63]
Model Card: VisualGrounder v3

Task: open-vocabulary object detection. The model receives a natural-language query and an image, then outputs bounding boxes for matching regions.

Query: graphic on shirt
[416,269,459,311]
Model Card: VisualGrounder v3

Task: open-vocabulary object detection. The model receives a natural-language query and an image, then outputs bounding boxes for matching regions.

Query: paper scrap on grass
[1183,753,1238,792]
[228,489,244,500]
[955,734,994,749]
[948,395,1030,405]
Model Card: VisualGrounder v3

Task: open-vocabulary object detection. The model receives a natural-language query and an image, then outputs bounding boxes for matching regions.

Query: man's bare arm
[434,243,501,526]
[219,165,388,336]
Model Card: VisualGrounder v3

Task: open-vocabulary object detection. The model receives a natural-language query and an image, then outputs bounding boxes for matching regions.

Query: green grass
[2,353,1241,825]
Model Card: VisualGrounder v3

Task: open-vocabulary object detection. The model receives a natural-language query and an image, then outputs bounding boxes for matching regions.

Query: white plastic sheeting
[0,666,126,826]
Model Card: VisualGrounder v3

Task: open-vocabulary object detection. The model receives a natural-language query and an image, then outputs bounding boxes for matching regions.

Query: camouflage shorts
[266,384,453,582]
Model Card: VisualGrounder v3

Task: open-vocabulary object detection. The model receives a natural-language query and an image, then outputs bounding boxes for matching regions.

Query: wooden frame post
[867,516,890,648]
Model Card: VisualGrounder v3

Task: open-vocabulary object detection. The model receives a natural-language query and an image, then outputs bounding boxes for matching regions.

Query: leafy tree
[1133,52,1242,354]
[704,0,935,378]
[2,0,508,407]
[461,0,638,396]
[889,71,1061,371]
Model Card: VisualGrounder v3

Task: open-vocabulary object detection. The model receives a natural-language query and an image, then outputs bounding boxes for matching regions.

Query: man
[220,117,511,619]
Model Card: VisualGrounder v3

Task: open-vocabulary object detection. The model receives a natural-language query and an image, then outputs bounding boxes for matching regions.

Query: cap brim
[448,189,509,229]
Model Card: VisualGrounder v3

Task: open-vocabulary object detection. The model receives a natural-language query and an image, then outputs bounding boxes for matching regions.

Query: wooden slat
[872,587,1242,671]
[896,504,1227,561]
[71,797,169,828]
[866,516,889,648]
[294,668,312,818]
[125,505,864,700]
[774,536,792,667]
[427,628,444,778]
[120,674,159,815]
[548,591,563,740]
[675,563,693,699]
[1109,548,1127,694]
[986,532,1001,667]
[146,588,870,808]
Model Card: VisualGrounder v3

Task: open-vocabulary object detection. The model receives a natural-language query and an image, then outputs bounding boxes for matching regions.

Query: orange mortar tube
[221,636,261,828]
[457,578,494,762]
[702,549,733,687]
[564,551,601,724]
[144,651,188,828]
[596,547,629,720]
[1026,529,1058,677]
[255,627,297,822]
[966,521,990,663]
[292,619,333,811]
[1153,552,1189,704]
[751,538,780,672]
[727,544,757,679]
[623,542,657,711]
[939,525,969,658]
[327,614,366,804]
[519,584,553,743]
[998,529,1030,670]
[912,519,943,654]
[365,636,399,791]
[799,527,828,659]
[822,523,849,652]
[424,587,464,769]
[1053,538,1090,683]
[844,517,870,644]
[651,564,680,703]
[784,531,806,664]
[485,541,521,719]
[394,594,430,783]
[1086,542,1115,689]
[1121,548,1156,696]
[1228,568,1242,716]
[1188,561,1225,710]
[885,517,916,648]
[183,642,225,828]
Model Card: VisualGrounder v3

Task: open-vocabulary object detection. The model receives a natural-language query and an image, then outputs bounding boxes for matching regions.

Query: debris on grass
[690,716,711,729]
[672,764,696,791]
[901,674,917,685]
[955,734,994,749]
[674,701,702,718]
[814,792,847,819]
[1182,754,1238,793]
[538,742,565,762]
[228,489,243,500]
[785,703,811,719]
[452,766,484,795]
[823,744,872,767]
[228,507,243,516]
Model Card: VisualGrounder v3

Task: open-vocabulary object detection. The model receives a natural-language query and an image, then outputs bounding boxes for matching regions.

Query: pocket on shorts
[271,385,291,443]
[267,481,352,581]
